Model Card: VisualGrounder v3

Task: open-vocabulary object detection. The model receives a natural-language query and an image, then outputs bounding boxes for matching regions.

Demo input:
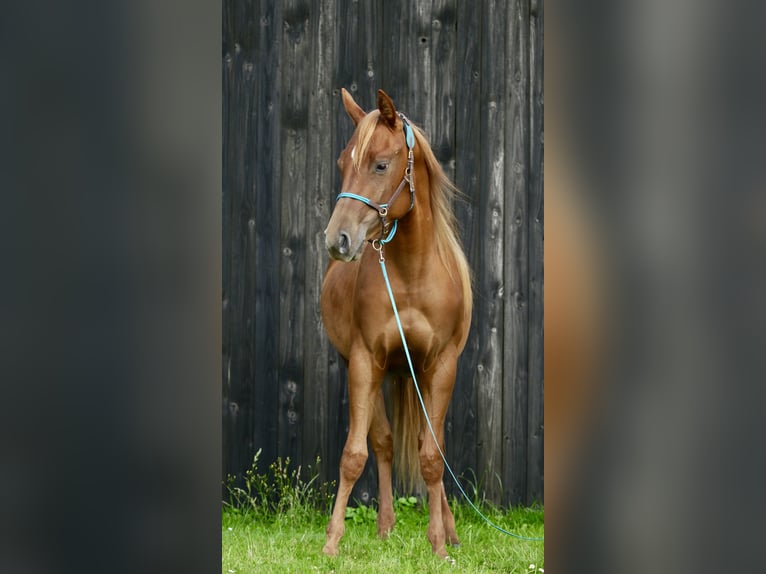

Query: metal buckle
[371,238,384,261]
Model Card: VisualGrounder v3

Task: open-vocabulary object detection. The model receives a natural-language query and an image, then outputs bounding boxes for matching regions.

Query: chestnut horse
[320,88,472,558]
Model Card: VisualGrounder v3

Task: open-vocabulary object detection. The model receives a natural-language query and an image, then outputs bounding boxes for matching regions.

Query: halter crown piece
[336,112,416,258]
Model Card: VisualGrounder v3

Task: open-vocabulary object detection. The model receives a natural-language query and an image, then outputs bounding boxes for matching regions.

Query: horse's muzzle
[325,229,362,262]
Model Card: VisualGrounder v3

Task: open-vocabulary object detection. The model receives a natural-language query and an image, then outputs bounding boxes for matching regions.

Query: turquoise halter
[335,113,416,248]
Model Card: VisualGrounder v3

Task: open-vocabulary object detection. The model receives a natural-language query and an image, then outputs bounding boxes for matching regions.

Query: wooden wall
[222,0,543,506]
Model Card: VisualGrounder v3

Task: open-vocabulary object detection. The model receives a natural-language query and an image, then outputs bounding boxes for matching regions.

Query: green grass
[222,452,544,573]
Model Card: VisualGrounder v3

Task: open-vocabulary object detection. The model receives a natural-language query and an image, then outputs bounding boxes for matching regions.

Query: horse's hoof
[377,521,395,539]
[322,544,338,557]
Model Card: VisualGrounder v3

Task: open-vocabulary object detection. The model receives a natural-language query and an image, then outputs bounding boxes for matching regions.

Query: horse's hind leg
[323,354,382,556]
[369,387,395,538]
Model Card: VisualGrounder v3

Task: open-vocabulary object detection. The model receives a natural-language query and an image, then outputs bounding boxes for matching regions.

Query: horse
[320,88,473,559]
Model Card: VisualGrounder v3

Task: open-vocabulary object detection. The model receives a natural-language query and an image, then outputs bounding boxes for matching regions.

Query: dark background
[2,1,764,572]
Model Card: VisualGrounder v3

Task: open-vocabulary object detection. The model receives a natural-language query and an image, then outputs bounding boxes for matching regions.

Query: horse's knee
[370,430,393,462]
[418,448,444,484]
[340,447,368,481]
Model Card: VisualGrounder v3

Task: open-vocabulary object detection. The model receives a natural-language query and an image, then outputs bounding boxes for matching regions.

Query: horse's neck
[383,177,435,279]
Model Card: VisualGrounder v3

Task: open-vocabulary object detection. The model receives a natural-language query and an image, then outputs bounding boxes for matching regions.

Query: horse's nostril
[339,232,350,255]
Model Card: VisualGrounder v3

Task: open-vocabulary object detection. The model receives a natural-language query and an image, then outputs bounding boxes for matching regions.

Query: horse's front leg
[323,351,383,557]
[369,386,395,538]
[417,354,459,559]
[440,480,460,546]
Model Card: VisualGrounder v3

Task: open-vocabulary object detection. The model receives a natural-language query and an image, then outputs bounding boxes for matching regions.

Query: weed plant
[224,449,336,521]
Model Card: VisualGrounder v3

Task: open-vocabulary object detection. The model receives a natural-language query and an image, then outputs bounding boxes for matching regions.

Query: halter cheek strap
[335,112,416,246]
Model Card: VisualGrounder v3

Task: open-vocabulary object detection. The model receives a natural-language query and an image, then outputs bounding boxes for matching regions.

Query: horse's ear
[377,90,397,128]
[341,88,366,126]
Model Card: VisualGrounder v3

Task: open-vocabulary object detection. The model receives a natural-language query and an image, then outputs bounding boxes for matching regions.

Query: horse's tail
[392,376,423,494]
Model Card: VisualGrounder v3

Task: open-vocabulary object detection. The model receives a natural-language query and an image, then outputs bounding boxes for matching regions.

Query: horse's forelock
[351,110,380,171]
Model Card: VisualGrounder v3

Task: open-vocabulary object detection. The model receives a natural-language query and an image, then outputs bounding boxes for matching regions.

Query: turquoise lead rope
[375,249,544,542]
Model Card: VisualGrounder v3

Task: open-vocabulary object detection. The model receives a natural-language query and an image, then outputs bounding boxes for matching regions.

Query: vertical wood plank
[502,0,531,507]
[303,0,335,491]
[277,0,311,465]
[526,0,544,505]
[430,0,459,472]
[222,0,235,482]
[476,0,507,504]
[430,0,458,180]
[381,0,409,105]
[450,0,482,498]
[252,0,282,469]
[223,0,260,484]
[335,0,380,105]
[406,0,433,126]
[361,0,384,104]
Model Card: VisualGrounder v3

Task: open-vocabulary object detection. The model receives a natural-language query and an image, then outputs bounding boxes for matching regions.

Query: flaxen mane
[352,111,472,313]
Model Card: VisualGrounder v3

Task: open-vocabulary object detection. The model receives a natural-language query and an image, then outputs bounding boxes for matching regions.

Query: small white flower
[529,566,536,571]
[227,527,233,531]
[539,569,544,573]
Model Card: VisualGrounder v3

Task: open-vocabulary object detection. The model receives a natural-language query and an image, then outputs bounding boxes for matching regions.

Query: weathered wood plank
[222,0,235,483]
[361,0,384,104]
[223,0,259,483]
[430,0,457,180]
[380,0,409,105]
[503,0,531,507]
[526,0,544,505]
[429,0,460,483]
[407,0,433,127]
[475,0,507,504]
[449,0,481,498]
[277,0,311,465]
[252,0,281,469]
[335,0,380,106]
[303,0,336,492]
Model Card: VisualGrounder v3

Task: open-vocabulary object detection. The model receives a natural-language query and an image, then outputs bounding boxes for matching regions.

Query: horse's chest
[359,294,459,372]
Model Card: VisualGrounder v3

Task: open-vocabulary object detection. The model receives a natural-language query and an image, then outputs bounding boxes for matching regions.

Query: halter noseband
[335,112,416,249]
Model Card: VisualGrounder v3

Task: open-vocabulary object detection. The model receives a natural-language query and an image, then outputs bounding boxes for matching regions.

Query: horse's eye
[375,162,389,174]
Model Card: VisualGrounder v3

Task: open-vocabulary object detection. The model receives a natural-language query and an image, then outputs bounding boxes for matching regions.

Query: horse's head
[324,89,414,262]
